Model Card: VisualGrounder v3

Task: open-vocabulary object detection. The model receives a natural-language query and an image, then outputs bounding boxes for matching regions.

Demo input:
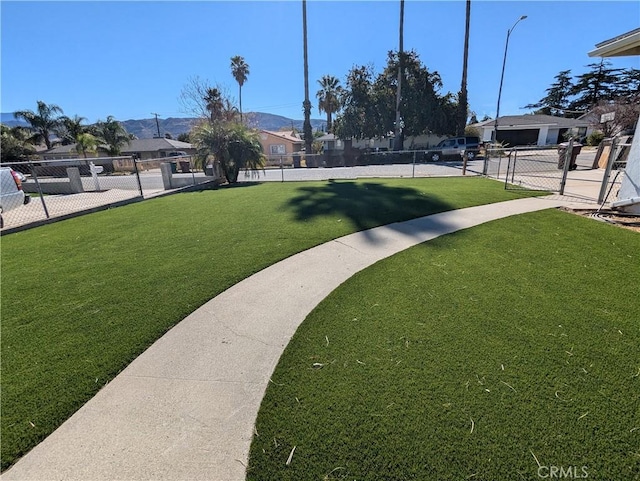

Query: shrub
[586,131,605,146]
[464,126,481,138]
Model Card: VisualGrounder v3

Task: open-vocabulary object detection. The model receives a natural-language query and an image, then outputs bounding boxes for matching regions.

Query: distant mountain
[1,112,27,127]
[120,117,196,140]
[245,112,325,132]
[2,112,325,139]
[121,113,325,139]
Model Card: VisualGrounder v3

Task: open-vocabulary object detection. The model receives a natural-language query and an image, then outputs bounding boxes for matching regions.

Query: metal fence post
[462,151,467,176]
[280,156,284,182]
[559,139,573,195]
[482,148,489,176]
[504,151,511,189]
[30,161,50,219]
[598,138,618,204]
[412,150,416,178]
[132,156,144,198]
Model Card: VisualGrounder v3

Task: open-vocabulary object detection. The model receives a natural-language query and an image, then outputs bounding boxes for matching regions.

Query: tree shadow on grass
[283,180,456,243]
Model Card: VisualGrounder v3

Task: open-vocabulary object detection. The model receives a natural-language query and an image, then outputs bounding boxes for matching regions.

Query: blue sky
[2,1,639,123]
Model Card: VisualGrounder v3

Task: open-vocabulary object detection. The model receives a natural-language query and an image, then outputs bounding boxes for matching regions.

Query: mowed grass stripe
[1,177,537,470]
[248,209,639,481]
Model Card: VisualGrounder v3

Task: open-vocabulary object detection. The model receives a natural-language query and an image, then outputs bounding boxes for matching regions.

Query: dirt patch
[560,207,640,233]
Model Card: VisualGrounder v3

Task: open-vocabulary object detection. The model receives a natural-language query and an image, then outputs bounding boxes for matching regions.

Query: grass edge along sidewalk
[0,177,540,471]
[248,209,639,481]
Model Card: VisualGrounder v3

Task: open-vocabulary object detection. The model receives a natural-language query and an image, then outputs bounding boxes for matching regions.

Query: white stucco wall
[537,126,549,145]
[615,117,640,214]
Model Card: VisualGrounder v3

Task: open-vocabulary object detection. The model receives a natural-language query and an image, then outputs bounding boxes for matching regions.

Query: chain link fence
[597,140,632,205]
[484,146,567,192]
[0,156,219,232]
[242,150,482,182]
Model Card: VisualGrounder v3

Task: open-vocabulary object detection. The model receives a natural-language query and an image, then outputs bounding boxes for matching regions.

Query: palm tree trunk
[239,86,243,123]
[43,130,53,150]
[456,0,471,135]
[302,0,313,156]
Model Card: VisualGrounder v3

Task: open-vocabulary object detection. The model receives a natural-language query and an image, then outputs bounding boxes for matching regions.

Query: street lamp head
[520,15,528,20]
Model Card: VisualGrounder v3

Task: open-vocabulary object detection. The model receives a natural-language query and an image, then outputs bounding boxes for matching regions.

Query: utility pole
[152,113,161,138]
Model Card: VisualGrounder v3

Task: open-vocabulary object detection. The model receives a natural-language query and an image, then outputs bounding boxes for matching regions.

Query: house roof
[317,134,337,142]
[472,114,590,129]
[44,138,194,155]
[121,138,193,153]
[44,143,109,155]
[589,27,640,57]
[261,130,303,143]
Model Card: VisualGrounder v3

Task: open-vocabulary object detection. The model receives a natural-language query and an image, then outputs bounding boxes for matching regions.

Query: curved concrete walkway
[2,196,590,481]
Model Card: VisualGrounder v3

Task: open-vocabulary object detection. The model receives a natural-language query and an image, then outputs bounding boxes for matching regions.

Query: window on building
[270,144,286,155]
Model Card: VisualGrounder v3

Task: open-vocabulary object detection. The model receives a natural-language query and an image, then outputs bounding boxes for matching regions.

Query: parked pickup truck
[1,167,30,228]
[426,136,480,162]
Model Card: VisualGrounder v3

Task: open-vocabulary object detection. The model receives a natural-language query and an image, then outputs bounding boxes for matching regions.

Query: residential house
[121,138,195,160]
[317,133,446,152]
[589,27,640,214]
[470,114,594,147]
[41,138,196,161]
[258,130,304,159]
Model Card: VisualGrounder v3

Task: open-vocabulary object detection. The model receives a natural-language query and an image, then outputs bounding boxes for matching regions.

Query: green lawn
[0,177,536,471]
[248,209,640,481]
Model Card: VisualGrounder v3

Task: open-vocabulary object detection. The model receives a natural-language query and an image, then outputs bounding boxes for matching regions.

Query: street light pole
[492,15,527,144]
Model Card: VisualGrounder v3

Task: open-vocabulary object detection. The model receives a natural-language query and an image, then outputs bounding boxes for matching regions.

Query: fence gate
[484,146,569,193]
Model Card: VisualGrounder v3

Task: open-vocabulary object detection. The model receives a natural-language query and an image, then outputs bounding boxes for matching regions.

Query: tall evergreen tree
[334,51,456,140]
[619,68,640,102]
[333,65,379,140]
[524,70,574,116]
[568,60,624,113]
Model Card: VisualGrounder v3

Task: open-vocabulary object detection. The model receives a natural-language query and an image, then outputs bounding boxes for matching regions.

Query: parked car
[0,167,30,228]
[167,151,188,158]
[426,136,480,162]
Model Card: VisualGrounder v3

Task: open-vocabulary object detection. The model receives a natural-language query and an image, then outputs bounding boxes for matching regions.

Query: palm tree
[58,115,88,145]
[302,0,313,156]
[456,0,471,135]
[204,88,224,123]
[193,121,265,183]
[316,75,342,133]
[203,88,238,124]
[96,116,131,155]
[230,56,250,122]
[13,100,64,150]
[74,132,99,159]
[0,124,36,161]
